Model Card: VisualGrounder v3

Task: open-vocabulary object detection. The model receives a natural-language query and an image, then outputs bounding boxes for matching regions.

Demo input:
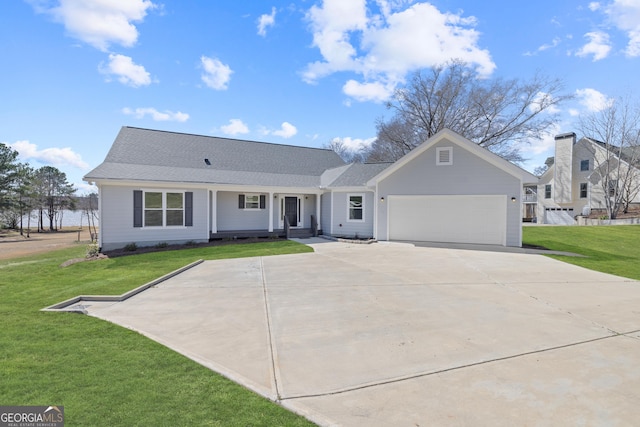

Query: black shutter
[238,194,245,209]
[185,192,193,226]
[133,190,143,227]
[259,194,266,209]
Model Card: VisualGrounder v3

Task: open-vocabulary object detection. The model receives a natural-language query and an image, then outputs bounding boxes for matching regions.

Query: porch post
[268,192,274,232]
[210,190,217,234]
[316,193,321,231]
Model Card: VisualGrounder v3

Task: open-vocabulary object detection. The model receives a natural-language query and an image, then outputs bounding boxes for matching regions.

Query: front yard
[0,241,315,426]
[523,225,640,280]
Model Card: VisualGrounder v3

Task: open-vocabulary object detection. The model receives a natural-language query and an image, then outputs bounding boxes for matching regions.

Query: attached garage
[368,129,538,247]
[387,195,507,245]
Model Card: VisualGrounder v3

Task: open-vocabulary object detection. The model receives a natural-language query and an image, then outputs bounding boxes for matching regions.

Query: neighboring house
[84,127,537,250]
[537,132,640,224]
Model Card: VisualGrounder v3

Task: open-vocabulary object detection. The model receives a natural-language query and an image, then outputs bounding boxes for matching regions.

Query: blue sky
[1,0,639,191]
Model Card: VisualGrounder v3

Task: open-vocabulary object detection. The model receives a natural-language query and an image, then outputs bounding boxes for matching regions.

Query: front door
[284,196,298,227]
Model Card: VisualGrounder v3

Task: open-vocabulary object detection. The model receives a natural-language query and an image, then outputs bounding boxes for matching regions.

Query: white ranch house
[84,127,537,250]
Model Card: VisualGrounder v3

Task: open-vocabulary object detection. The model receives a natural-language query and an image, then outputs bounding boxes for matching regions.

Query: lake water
[21,210,98,228]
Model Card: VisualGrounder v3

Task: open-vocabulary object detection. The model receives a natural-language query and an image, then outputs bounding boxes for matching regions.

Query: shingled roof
[84,127,348,187]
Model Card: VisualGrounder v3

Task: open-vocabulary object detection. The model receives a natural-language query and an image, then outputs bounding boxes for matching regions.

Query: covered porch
[208,188,322,239]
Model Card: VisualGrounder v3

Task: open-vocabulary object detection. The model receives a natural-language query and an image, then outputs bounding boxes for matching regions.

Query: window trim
[436,147,453,165]
[544,184,552,199]
[141,190,186,228]
[239,193,266,210]
[579,182,588,199]
[347,193,365,222]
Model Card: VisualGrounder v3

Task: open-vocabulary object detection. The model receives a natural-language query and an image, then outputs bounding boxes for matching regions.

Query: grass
[0,240,315,427]
[522,225,640,280]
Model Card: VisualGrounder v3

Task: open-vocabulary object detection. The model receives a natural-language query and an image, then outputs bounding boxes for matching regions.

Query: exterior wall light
[380,197,385,202]
[511,197,517,202]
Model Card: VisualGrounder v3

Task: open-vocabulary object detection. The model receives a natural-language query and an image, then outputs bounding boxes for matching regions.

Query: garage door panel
[388,195,506,245]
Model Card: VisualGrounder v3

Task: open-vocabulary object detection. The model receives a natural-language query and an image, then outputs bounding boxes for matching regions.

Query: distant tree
[369,60,572,163]
[324,139,367,163]
[78,193,99,241]
[0,143,19,212]
[579,95,640,219]
[33,166,76,231]
[11,164,36,235]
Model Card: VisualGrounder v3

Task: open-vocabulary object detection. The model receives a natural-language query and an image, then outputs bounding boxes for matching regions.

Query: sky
[1,0,639,192]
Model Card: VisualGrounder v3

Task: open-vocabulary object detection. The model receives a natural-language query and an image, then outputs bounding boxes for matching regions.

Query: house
[537,132,640,224]
[84,127,537,250]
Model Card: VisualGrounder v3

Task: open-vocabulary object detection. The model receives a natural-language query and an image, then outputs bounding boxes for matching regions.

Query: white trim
[330,191,334,235]
[268,192,274,232]
[210,190,217,234]
[316,194,321,231]
[141,189,186,228]
[436,147,453,165]
[346,193,365,222]
[241,193,261,210]
[367,128,538,186]
[97,183,103,248]
[278,194,304,228]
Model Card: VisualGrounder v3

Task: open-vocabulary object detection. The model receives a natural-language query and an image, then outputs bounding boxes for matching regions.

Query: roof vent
[204,158,211,165]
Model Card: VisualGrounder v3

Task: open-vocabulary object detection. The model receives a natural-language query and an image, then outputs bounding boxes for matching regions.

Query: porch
[210,227,317,240]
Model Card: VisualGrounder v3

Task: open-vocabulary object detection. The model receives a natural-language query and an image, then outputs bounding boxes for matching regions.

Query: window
[436,147,453,165]
[244,194,260,209]
[142,191,184,227]
[238,194,266,210]
[580,159,589,171]
[544,184,552,199]
[348,194,364,221]
[580,183,588,198]
[608,180,617,197]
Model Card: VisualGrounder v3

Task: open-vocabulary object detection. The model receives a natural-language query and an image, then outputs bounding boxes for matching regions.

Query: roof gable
[367,129,538,186]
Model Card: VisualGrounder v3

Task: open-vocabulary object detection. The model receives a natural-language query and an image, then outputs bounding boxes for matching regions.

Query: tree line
[0,144,97,236]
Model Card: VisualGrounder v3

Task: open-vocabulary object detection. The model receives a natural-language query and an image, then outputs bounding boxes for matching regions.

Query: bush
[85,243,100,258]
[124,243,138,252]
[155,242,168,249]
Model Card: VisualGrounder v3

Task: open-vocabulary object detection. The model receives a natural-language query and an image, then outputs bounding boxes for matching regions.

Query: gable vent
[436,147,453,165]
[204,158,211,165]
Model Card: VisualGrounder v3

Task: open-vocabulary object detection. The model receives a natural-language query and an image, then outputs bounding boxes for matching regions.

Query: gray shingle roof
[85,127,347,187]
[325,162,392,187]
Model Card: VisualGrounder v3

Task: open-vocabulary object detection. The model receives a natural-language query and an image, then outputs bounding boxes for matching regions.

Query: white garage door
[388,195,507,245]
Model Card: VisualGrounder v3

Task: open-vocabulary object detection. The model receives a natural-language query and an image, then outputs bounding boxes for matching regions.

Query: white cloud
[8,140,89,169]
[257,7,276,37]
[576,88,614,111]
[271,122,298,138]
[221,119,250,135]
[331,136,376,152]
[100,53,152,87]
[122,107,189,122]
[29,0,156,51]
[200,56,233,90]
[604,0,640,57]
[588,2,601,11]
[303,0,495,102]
[576,31,612,60]
[343,79,395,103]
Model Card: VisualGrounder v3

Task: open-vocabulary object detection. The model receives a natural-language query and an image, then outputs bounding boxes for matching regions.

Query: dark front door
[284,197,298,227]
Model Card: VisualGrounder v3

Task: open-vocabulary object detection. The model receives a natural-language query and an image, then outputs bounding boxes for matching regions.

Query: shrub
[155,242,168,249]
[85,243,100,258]
[124,243,138,252]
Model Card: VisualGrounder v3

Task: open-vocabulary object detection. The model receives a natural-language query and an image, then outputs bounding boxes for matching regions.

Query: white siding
[375,139,522,246]
[217,191,269,231]
[99,185,208,251]
[329,191,374,238]
[321,193,332,233]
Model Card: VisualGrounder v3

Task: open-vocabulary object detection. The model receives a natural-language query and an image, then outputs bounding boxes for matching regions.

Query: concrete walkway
[86,239,640,426]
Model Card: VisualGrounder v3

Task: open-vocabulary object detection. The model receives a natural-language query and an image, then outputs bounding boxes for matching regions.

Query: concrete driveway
[86,239,640,426]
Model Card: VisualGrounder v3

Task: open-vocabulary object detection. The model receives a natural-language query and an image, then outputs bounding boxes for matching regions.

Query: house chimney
[554,132,576,203]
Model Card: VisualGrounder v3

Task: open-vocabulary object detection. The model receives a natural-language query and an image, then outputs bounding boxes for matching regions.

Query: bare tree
[323,139,367,163]
[369,60,572,163]
[579,96,640,219]
[33,166,76,231]
[78,193,99,241]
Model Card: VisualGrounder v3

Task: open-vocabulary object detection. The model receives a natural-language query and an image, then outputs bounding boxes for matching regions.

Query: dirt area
[0,229,93,260]
[586,205,640,219]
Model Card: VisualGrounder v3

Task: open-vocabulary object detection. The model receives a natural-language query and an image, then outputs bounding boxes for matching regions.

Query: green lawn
[0,240,316,427]
[522,225,640,280]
